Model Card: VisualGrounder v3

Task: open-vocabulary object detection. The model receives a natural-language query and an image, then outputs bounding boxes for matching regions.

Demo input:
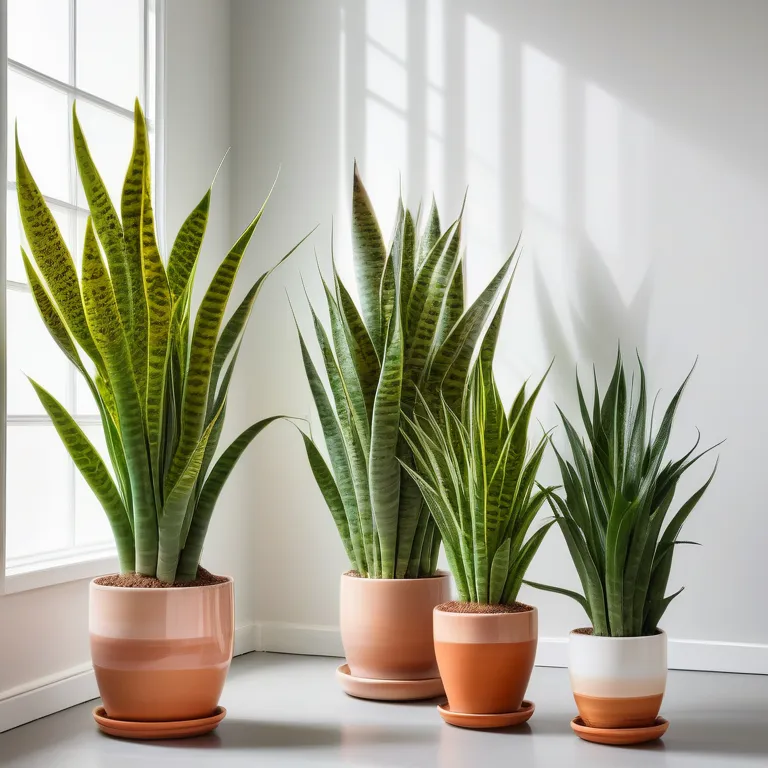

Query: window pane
[6,288,72,416]
[8,71,71,201]
[8,0,71,83]
[74,102,134,210]
[75,426,115,547]
[77,0,143,111]
[5,425,72,561]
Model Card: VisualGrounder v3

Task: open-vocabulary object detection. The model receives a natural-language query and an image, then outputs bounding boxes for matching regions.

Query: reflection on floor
[1,652,767,767]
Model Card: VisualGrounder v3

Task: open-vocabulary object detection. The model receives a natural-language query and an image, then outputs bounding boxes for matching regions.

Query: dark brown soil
[572,627,664,637]
[437,601,534,614]
[94,567,228,589]
[343,570,445,579]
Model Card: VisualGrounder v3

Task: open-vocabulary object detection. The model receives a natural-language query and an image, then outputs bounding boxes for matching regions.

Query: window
[2,0,163,587]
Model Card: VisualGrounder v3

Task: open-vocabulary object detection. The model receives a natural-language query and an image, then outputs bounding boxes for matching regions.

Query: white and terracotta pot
[433,605,538,714]
[89,577,234,722]
[569,629,667,728]
[339,571,450,680]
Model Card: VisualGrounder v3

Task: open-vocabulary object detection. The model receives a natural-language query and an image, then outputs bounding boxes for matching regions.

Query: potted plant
[527,351,719,745]
[15,102,301,739]
[400,349,554,729]
[292,166,517,700]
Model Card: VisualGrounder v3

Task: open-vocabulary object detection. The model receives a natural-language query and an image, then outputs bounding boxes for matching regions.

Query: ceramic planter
[569,629,667,728]
[89,577,234,723]
[433,605,538,714]
[339,572,450,681]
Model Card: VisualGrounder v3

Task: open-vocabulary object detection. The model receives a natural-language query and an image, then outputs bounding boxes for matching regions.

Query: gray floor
[1,653,766,767]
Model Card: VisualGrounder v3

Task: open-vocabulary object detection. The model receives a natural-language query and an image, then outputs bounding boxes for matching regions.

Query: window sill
[3,549,119,595]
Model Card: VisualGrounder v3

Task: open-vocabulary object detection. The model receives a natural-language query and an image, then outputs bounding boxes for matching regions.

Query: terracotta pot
[339,572,450,680]
[569,629,667,728]
[433,605,538,714]
[89,577,234,722]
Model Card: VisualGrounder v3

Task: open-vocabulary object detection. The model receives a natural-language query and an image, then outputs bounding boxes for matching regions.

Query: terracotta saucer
[437,700,535,729]
[93,706,226,740]
[336,664,444,701]
[570,716,669,746]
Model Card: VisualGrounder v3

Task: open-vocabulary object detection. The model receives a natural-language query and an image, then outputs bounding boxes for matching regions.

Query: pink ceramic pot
[339,571,450,680]
[89,577,234,722]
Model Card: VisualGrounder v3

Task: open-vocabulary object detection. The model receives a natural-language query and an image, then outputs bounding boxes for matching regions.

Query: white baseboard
[260,621,344,657]
[0,625,260,734]
[0,663,98,735]
[2,622,765,734]
[255,622,768,677]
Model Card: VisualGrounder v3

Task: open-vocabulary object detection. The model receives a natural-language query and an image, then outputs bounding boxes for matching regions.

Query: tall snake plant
[15,101,301,583]
[526,351,719,635]
[401,352,555,604]
[294,165,517,579]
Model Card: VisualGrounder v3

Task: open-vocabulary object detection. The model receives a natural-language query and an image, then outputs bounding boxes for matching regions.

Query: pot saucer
[336,664,444,701]
[93,706,226,740]
[570,716,669,745]
[437,700,535,729]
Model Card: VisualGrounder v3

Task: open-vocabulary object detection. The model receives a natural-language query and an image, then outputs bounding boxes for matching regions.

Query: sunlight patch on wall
[335,5,354,289]
[366,0,406,61]
[465,14,501,298]
[425,0,445,208]
[365,0,408,239]
[584,83,620,259]
[522,44,565,224]
[520,43,572,396]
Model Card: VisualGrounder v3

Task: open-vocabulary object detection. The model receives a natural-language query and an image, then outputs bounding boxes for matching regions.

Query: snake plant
[293,165,517,579]
[400,350,555,604]
[526,351,719,635]
[15,101,301,583]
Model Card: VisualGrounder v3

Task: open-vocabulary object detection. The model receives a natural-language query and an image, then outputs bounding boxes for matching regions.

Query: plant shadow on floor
[526,708,768,758]
[150,719,435,750]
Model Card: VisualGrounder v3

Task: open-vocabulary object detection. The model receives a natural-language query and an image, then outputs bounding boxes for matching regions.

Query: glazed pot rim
[341,570,450,583]
[90,574,234,592]
[434,603,538,616]
[569,627,667,640]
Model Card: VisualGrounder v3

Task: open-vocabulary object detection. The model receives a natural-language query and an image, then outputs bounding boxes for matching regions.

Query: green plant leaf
[176,416,282,581]
[524,580,591,617]
[116,101,150,390]
[16,130,101,366]
[168,205,268,487]
[294,425,358,570]
[352,162,387,353]
[167,190,210,302]
[28,378,134,572]
[295,322,370,573]
[489,537,511,604]
[369,309,404,578]
[81,215,157,573]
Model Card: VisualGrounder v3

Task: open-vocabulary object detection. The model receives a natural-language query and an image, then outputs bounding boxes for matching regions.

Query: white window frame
[0,0,166,595]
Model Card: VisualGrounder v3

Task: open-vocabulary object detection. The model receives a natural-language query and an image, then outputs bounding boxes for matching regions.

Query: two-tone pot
[433,604,538,714]
[339,571,451,681]
[89,577,234,722]
[569,629,667,728]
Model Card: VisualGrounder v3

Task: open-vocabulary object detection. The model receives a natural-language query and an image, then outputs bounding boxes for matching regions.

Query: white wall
[231,0,768,667]
[3,0,767,730]
[0,0,250,722]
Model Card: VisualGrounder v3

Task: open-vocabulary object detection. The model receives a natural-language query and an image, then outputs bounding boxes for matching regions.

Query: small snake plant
[294,165,517,579]
[15,101,303,582]
[400,348,555,604]
[526,351,719,636]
